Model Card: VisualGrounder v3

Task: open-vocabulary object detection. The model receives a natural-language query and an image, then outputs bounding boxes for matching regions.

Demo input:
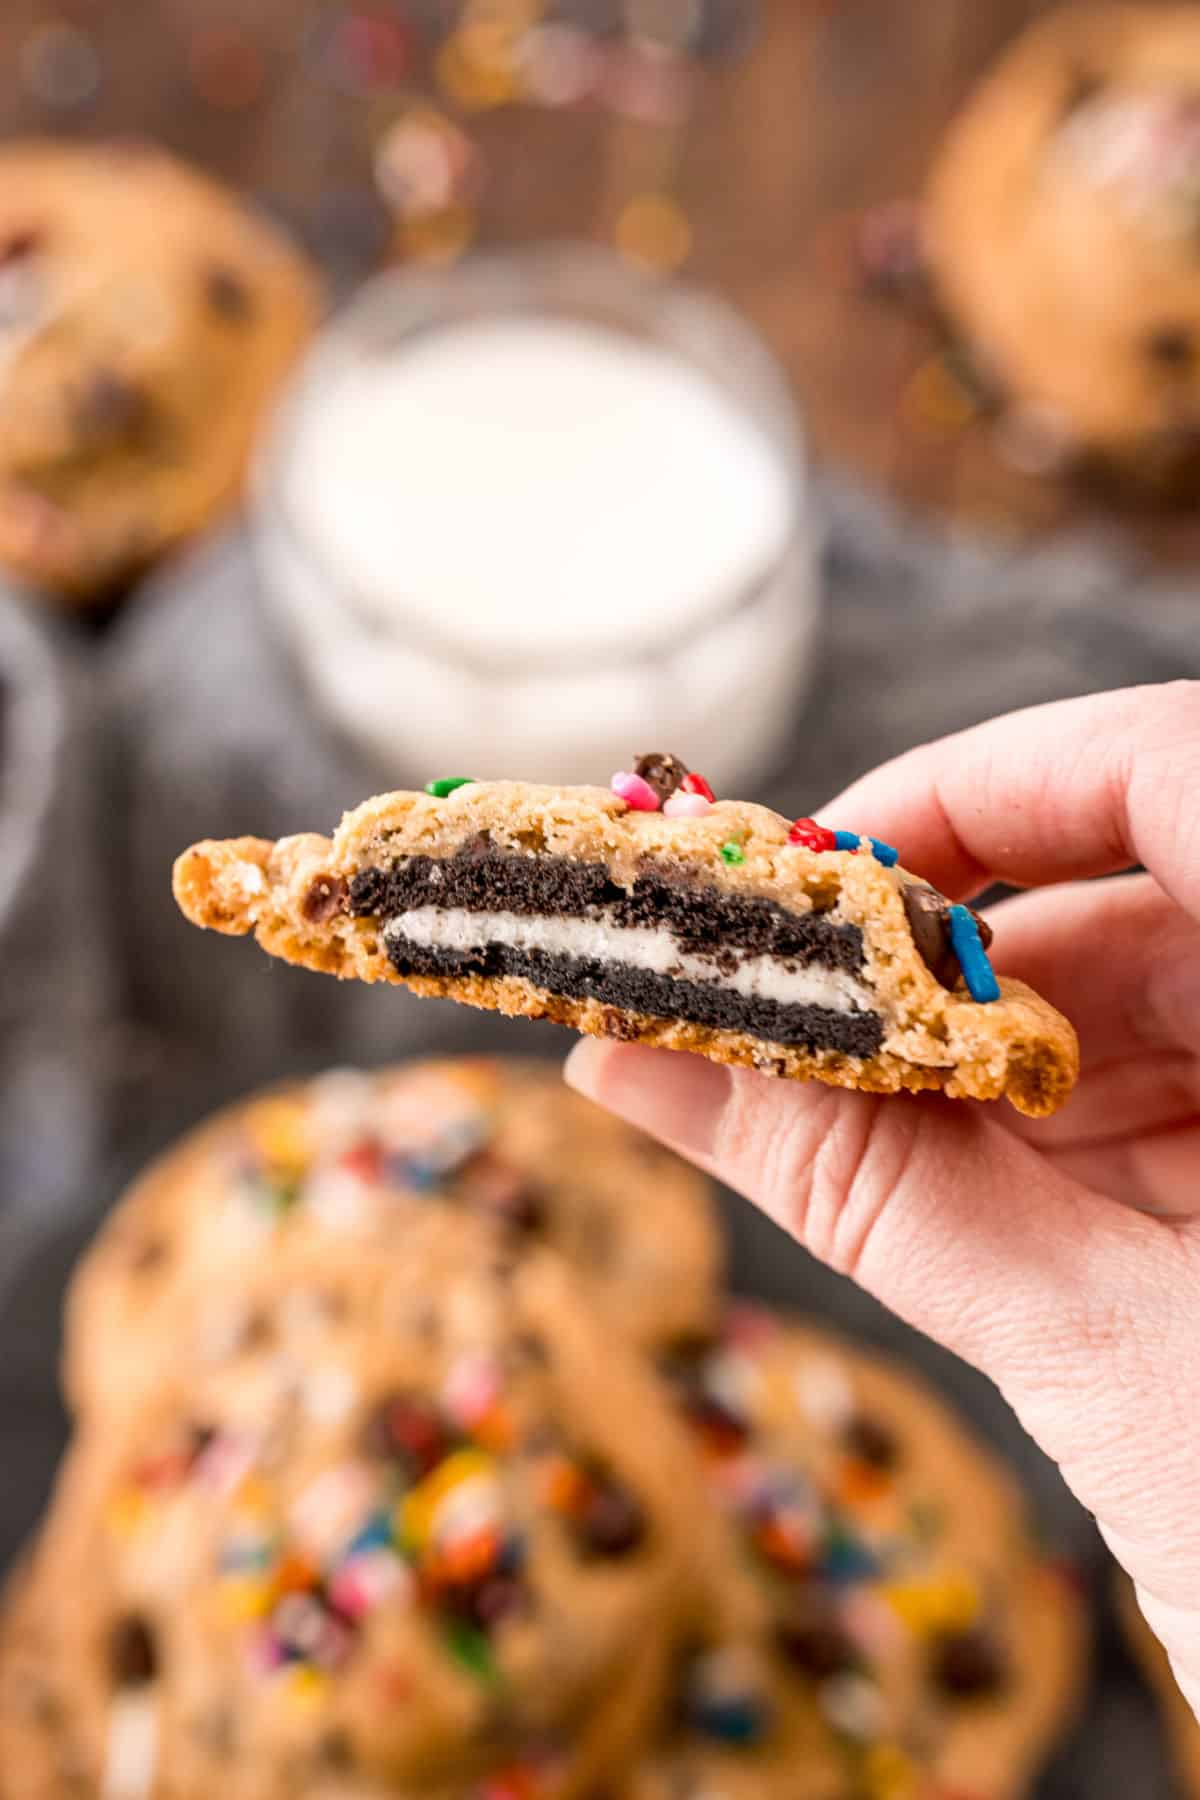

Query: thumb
[564,1040,1200,1677]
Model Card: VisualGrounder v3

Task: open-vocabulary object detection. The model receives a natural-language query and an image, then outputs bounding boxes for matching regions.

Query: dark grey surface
[1,480,1198,1794]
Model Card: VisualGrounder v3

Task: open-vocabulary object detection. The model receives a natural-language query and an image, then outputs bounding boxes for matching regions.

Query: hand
[566,682,1200,1715]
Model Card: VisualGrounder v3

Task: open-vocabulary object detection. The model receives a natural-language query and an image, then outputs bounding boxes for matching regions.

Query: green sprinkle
[720,841,745,865]
[425,777,476,798]
[441,1617,497,1683]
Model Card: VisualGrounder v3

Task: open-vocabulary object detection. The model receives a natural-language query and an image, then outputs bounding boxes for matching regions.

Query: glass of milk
[256,243,818,793]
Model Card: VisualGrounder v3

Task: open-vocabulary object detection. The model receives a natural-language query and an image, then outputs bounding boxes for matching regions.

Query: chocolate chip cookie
[926,5,1200,492]
[0,141,319,603]
[6,1212,721,1799]
[632,1308,1085,1799]
[172,760,1078,1116]
[65,1058,722,1420]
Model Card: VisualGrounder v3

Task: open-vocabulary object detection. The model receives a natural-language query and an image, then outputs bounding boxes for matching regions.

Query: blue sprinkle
[832,829,899,867]
[948,905,1001,1004]
[820,1526,882,1584]
[688,1693,769,1745]
[347,1511,393,1557]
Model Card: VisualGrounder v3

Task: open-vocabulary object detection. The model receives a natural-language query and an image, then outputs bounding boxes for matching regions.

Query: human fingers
[820,682,1200,912]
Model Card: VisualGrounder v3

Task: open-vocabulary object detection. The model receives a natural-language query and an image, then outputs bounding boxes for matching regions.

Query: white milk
[260,263,817,790]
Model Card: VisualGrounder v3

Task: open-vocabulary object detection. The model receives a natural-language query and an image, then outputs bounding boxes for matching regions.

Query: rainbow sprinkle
[947,905,1000,1003]
[425,777,476,798]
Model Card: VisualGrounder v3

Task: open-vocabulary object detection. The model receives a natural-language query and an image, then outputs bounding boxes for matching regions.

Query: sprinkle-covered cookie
[0,141,319,603]
[8,1213,721,1800]
[173,759,1078,1116]
[632,1308,1084,1800]
[925,4,1200,491]
[65,1058,722,1421]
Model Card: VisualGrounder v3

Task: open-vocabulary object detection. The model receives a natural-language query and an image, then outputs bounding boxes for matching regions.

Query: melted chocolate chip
[206,264,256,323]
[462,1153,546,1233]
[930,1626,1009,1699]
[776,1593,857,1680]
[129,1236,168,1274]
[316,1729,355,1772]
[73,371,151,446]
[108,1616,158,1688]
[1061,67,1105,118]
[574,1480,646,1558]
[0,228,41,265]
[302,873,349,923]
[841,1413,901,1471]
[189,1422,218,1459]
[633,751,689,803]
[902,883,993,991]
[362,1390,447,1475]
[1146,325,1196,371]
[468,1576,527,1629]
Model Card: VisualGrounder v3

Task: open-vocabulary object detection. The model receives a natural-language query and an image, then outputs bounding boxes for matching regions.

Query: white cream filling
[384,907,875,1015]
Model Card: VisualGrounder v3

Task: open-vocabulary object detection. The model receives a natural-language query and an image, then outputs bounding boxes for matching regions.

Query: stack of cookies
[0,1060,1082,1799]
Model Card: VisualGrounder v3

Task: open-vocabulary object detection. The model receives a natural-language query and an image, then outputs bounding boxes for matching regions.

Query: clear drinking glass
[255,242,819,793]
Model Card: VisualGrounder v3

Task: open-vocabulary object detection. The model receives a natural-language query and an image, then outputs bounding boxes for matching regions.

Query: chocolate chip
[462,1153,545,1233]
[633,751,689,803]
[902,883,992,991]
[841,1412,900,1471]
[362,1390,447,1475]
[73,371,150,446]
[516,1331,549,1366]
[1061,67,1105,118]
[467,1576,527,1629]
[930,1626,1009,1699]
[130,1236,167,1273]
[575,1480,646,1558]
[205,264,256,323]
[189,1422,218,1460]
[1146,325,1196,371]
[108,1616,158,1688]
[302,873,348,923]
[776,1605,857,1680]
[0,229,41,265]
[316,1729,355,1772]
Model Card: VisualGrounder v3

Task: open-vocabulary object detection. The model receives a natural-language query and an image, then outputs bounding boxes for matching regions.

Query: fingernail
[563,1040,730,1159]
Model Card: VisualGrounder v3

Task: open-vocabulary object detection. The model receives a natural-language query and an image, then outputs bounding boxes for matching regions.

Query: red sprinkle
[788,817,837,852]
[681,771,715,802]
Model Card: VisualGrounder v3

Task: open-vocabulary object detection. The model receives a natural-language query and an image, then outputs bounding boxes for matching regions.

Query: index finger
[820,681,1200,914]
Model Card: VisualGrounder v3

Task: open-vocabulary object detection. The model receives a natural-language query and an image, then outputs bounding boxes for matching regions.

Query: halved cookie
[173,761,1078,1117]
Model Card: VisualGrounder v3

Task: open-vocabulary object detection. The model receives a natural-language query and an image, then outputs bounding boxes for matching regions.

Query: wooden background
[0,0,1189,549]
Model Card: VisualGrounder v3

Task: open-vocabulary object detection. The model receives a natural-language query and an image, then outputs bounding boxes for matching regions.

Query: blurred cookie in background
[1120,1577,1200,1797]
[925,4,1200,498]
[0,141,319,605]
[65,1058,723,1419]
[639,1307,1085,1800]
[5,1211,722,1800]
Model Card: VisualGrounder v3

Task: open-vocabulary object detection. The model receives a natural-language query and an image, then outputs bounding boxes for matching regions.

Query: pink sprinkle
[329,1550,410,1621]
[247,1629,286,1676]
[662,791,712,819]
[611,770,660,811]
